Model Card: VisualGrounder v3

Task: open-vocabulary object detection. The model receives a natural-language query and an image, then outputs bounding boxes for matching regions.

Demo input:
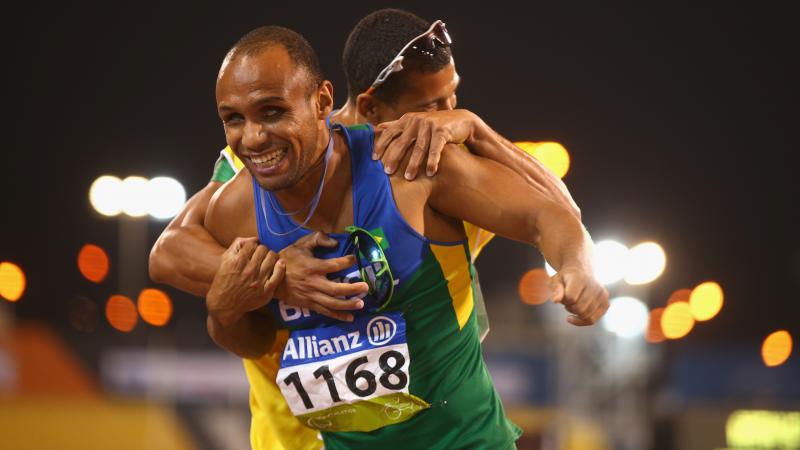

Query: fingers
[320,279,369,298]
[233,238,261,270]
[549,274,565,304]
[376,126,406,172]
[404,121,432,180]
[565,285,610,326]
[295,231,338,249]
[264,260,285,297]
[243,244,268,278]
[317,254,357,274]
[259,250,279,280]
[425,134,448,177]
[311,304,355,322]
[373,120,402,160]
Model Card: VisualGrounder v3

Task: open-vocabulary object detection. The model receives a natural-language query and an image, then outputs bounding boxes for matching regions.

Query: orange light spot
[661,301,695,339]
[106,295,137,332]
[0,261,26,302]
[646,307,666,343]
[78,244,109,283]
[667,288,691,305]
[515,141,571,179]
[518,268,550,305]
[137,288,173,326]
[761,330,793,367]
[689,281,724,321]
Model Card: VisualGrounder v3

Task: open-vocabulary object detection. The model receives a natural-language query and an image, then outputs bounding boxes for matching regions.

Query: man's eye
[264,107,284,119]
[223,114,244,125]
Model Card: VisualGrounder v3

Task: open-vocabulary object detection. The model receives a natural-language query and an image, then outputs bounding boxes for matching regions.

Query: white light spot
[146,177,186,219]
[602,296,649,338]
[624,242,666,285]
[89,176,123,216]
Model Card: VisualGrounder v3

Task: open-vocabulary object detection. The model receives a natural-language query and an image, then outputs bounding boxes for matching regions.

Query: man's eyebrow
[218,95,286,112]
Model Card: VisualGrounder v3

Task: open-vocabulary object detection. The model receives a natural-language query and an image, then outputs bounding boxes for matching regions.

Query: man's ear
[316,80,334,119]
[356,93,385,125]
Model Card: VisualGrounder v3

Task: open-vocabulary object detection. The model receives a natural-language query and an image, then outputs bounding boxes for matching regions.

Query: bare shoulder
[206,170,257,246]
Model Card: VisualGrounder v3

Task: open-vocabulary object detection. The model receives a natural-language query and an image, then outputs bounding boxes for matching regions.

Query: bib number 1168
[283,350,407,410]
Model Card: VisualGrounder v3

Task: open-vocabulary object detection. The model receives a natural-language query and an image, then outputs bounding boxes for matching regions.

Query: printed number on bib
[276,312,428,432]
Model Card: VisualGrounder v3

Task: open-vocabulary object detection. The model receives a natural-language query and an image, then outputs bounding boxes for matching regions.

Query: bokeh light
[89,175,122,216]
[624,241,666,285]
[77,244,110,283]
[761,330,793,367]
[0,261,26,302]
[667,288,691,305]
[120,176,150,217]
[518,268,550,305]
[646,307,666,343]
[137,288,173,326]
[689,281,724,321]
[661,301,695,339]
[106,295,138,332]
[727,410,800,449]
[515,141,571,178]
[592,240,629,286]
[146,177,186,219]
[602,296,649,338]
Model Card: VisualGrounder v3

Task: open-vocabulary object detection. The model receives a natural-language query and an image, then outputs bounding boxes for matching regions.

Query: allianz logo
[282,315,398,361]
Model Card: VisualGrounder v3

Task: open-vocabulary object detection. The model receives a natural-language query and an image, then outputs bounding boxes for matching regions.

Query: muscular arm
[465,112,581,220]
[426,145,607,325]
[430,145,588,268]
[375,109,581,219]
[148,181,226,296]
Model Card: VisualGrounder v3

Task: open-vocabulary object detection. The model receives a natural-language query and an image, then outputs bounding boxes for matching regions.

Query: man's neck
[271,130,352,233]
[329,98,363,127]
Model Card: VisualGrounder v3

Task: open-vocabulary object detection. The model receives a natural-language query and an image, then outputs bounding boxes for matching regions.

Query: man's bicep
[429,147,549,245]
[206,170,254,247]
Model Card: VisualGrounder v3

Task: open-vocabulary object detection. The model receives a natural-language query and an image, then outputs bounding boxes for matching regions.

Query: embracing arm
[429,146,607,325]
[374,109,580,219]
[148,181,226,296]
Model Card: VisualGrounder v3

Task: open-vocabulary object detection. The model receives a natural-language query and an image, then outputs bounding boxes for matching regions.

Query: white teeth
[251,148,287,167]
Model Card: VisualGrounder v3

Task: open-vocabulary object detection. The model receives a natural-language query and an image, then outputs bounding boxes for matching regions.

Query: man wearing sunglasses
[150,9,582,450]
[203,23,606,450]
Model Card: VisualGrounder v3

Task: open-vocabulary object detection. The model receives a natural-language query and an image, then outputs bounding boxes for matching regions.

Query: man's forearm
[534,201,593,272]
[149,181,225,296]
[150,225,225,296]
[467,114,581,219]
[207,311,277,359]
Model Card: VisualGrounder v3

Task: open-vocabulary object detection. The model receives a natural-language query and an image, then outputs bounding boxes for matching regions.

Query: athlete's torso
[250,124,519,449]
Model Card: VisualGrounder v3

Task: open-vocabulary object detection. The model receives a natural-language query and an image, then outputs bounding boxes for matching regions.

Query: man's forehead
[218,46,306,98]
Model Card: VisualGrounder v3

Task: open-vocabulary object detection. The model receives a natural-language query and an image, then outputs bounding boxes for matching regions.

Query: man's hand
[275,232,368,322]
[373,109,478,180]
[206,237,284,327]
[549,265,609,326]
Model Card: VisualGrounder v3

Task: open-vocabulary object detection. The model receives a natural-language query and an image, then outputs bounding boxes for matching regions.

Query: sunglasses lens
[349,230,393,308]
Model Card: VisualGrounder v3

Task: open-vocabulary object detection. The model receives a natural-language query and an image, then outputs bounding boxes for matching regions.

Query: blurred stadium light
[761,330,793,367]
[515,141,571,179]
[624,242,666,285]
[602,296,649,338]
[77,244,110,284]
[89,175,185,220]
[689,281,724,321]
[0,262,26,302]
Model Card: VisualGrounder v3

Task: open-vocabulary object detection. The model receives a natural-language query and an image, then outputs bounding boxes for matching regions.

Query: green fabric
[322,246,521,450]
[210,155,235,183]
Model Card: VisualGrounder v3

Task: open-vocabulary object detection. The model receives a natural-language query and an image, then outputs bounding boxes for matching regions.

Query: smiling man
[204,25,607,449]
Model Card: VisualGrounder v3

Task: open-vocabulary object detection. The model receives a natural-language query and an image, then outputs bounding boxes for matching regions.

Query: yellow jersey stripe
[429,243,474,330]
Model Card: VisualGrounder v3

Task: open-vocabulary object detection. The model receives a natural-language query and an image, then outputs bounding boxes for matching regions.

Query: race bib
[277,312,429,432]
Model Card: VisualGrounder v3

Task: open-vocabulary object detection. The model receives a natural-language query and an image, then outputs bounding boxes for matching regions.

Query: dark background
[2,2,798,348]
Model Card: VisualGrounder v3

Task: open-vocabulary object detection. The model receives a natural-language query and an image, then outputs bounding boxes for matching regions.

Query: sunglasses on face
[365,20,453,95]
[345,225,394,311]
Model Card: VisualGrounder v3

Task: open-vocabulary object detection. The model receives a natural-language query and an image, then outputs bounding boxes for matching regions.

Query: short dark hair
[224,25,323,93]
[342,9,453,103]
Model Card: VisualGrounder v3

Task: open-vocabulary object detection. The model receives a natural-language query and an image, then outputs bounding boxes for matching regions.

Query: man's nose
[242,120,268,149]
